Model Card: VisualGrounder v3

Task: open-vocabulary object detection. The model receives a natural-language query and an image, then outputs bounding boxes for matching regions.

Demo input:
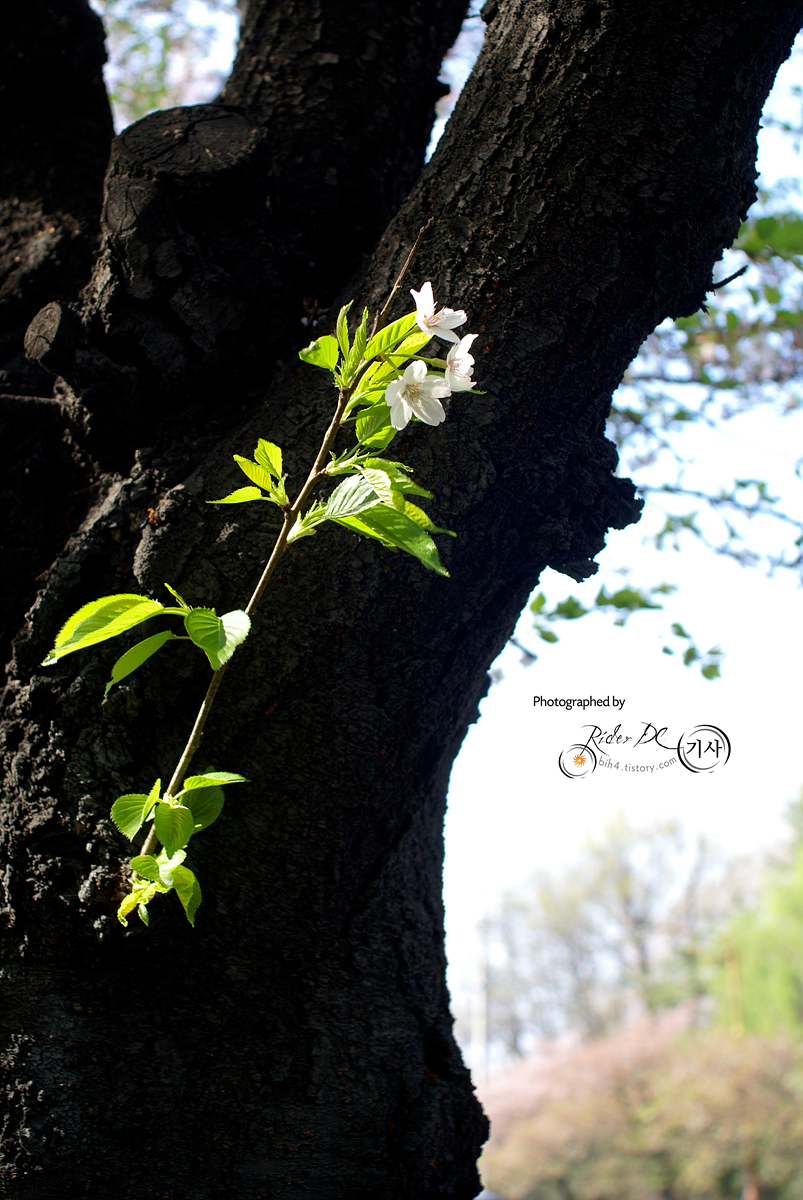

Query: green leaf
[164,584,190,609]
[336,301,353,357]
[156,848,187,887]
[207,486,266,505]
[596,586,663,612]
[42,594,173,665]
[356,403,396,449]
[177,771,247,833]
[393,329,435,359]
[254,439,283,479]
[333,504,450,576]
[153,804,195,856]
[181,771,248,790]
[117,878,160,927]
[111,779,161,840]
[111,794,148,840]
[530,593,547,614]
[403,501,455,537]
[671,622,691,638]
[137,903,150,926]
[286,502,328,544]
[342,308,369,383]
[683,645,699,666]
[701,663,721,680]
[324,475,380,521]
[299,334,340,371]
[184,608,251,671]
[233,455,274,492]
[105,630,177,696]
[220,610,251,663]
[183,786,225,832]
[537,628,560,644]
[361,458,432,499]
[171,865,202,926]
[553,597,589,621]
[360,467,405,511]
[364,312,418,362]
[130,854,161,883]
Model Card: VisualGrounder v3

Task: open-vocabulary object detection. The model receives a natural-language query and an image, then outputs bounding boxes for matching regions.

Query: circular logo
[677,724,731,774]
[558,744,598,779]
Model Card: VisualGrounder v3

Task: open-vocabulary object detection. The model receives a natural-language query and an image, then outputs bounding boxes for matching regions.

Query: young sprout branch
[41,266,480,929]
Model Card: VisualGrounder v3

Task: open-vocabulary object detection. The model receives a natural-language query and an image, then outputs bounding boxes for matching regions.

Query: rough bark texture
[1,1,802,1197]
[0,0,113,656]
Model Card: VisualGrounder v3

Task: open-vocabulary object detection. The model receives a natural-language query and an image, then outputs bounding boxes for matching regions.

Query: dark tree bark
[1,1,801,1197]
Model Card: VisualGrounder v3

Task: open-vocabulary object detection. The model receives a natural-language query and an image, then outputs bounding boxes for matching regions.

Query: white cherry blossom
[385,360,451,430]
[410,281,467,344]
[445,333,478,391]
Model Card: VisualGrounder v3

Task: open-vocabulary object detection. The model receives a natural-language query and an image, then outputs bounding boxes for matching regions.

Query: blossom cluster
[384,282,479,431]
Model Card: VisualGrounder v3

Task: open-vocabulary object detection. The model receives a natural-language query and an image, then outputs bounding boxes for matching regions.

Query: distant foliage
[91,0,239,129]
[481,1025,803,1200]
[466,815,757,1057]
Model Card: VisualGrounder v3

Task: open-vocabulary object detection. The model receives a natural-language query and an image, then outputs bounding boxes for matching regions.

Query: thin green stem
[138,386,351,859]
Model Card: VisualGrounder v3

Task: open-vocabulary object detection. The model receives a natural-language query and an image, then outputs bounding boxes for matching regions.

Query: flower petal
[410,282,434,319]
[408,394,446,425]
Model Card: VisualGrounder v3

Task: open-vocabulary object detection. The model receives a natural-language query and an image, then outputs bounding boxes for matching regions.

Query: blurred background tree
[466,815,758,1059]
[480,1025,803,1200]
[472,800,803,1199]
[90,0,239,128]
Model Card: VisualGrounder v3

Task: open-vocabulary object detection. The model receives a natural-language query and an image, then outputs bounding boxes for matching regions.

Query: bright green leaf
[105,630,176,696]
[364,312,418,362]
[361,458,432,498]
[207,487,266,505]
[184,608,251,671]
[233,455,274,492]
[299,334,339,371]
[360,467,405,511]
[220,610,251,664]
[153,804,195,856]
[156,848,187,888]
[130,854,161,883]
[171,865,202,926]
[181,771,247,790]
[42,594,173,665]
[332,504,450,576]
[342,308,369,383]
[336,301,353,358]
[254,439,283,479]
[356,403,396,448]
[325,475,380,521]
[164,583,189,609]
[111,793,150,840]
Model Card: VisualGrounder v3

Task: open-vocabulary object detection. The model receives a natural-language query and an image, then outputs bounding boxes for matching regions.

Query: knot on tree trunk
[73,104,310,423]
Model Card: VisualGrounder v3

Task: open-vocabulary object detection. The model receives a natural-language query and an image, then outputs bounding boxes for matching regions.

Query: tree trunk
[2,1,801,1196]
